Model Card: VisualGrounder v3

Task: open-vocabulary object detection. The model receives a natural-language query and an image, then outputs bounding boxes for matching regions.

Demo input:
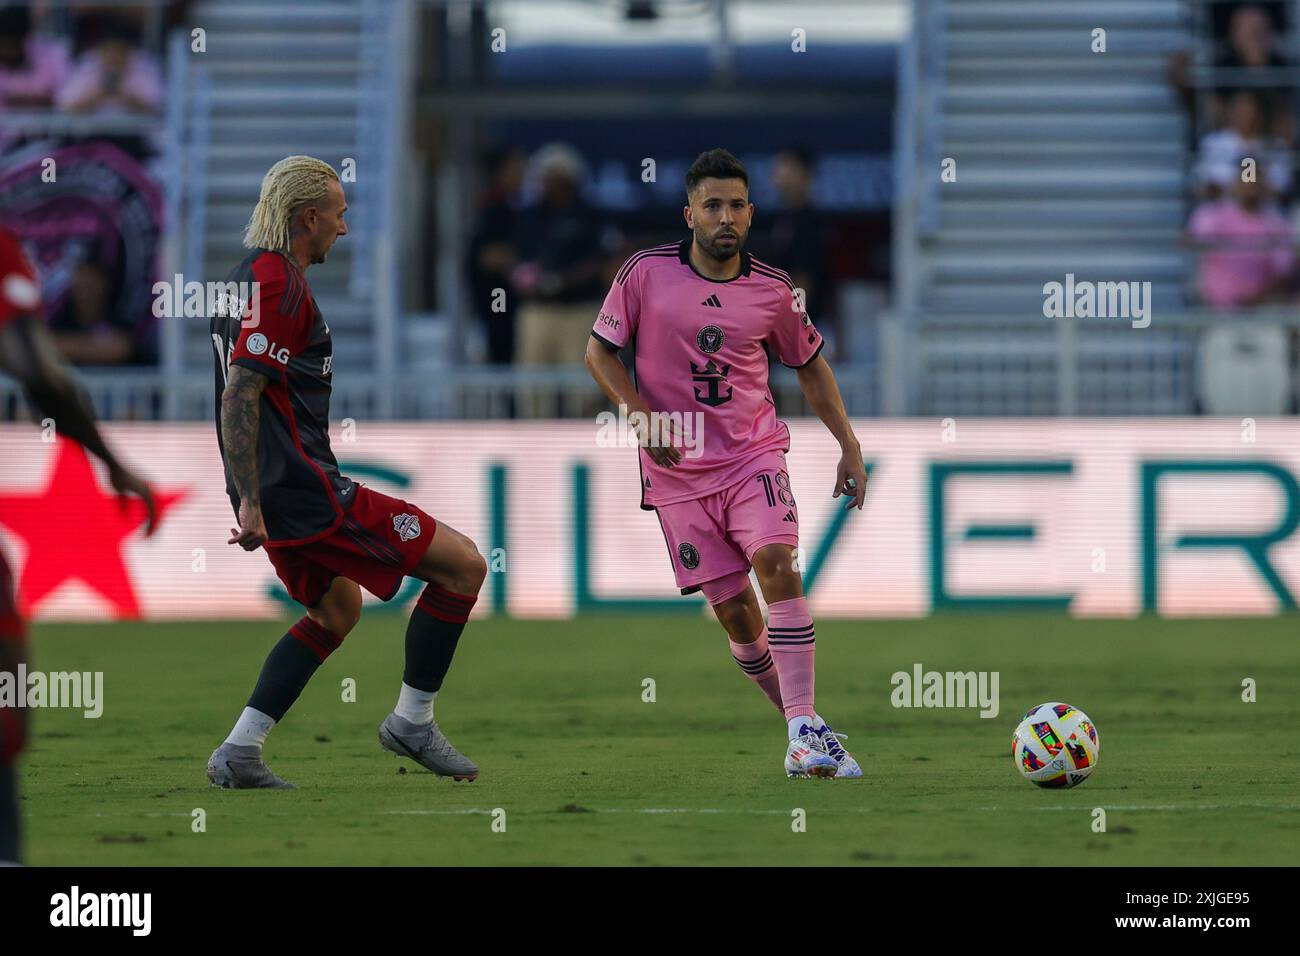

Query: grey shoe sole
[378,722,478,781]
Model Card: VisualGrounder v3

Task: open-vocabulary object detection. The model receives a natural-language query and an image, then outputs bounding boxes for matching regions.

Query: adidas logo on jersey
[782,510,796,522]
[700,294,722,308]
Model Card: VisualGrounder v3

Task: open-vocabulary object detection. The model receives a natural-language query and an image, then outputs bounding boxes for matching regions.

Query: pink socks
[766,596,815,721]
[728,626,784,713]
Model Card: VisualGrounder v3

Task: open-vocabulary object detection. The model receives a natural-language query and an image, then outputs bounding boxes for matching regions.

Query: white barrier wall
[0,419,1295,620]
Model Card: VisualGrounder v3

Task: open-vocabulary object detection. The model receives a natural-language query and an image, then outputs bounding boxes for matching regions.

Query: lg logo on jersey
[246,332,290,365]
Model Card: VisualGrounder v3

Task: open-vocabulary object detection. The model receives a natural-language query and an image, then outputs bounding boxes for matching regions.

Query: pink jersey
[592,238,824,508]
[1187,200,1294,308]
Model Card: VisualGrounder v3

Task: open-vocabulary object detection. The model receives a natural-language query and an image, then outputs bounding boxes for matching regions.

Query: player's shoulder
[613,241,683,286]
[246,249,308,315]
[746,254,797,294]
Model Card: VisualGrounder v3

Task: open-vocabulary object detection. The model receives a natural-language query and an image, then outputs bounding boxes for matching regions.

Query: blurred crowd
[465,142,838,369]
[0,2,184,367]
[0,4,164,127]
[1171,3,1300,311]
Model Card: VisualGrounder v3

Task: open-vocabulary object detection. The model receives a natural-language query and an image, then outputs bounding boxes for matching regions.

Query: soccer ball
[1012,702,1099,789]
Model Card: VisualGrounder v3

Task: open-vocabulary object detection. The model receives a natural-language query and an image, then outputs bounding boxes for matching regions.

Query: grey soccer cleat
[378,713,479,781]
[206,742,297,790]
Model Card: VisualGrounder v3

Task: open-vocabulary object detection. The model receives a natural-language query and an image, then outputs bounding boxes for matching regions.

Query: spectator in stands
[757,148,831,342]
[510,143,613,367]
[1218,4,1288,74]
[1186,174,1294,309]
[1195,90,1291,201]
[0,4,68,109]
[46,257,141,366]
[1166,3,1291,142]
[67,2,196,53]
[1219,5,1293,139]
[55,13,161,118]
[466,146,526,365]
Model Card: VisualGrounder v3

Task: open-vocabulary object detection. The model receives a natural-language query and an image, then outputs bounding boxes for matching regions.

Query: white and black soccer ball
[1011,702,1099,789]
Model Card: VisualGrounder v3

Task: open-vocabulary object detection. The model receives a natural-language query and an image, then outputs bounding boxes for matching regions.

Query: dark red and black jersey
[211,249,355,546]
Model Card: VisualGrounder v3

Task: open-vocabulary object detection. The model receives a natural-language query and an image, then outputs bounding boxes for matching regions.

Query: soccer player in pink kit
[585,149,868,778]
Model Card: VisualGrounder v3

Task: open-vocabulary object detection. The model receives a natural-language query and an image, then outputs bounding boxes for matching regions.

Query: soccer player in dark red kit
[585,149,868,778]
[0,226,157,862]
[206,156,486,788]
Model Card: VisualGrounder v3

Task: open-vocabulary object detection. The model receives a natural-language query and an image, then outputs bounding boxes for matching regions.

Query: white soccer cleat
[784,725,838,778]
[816,722,863,779]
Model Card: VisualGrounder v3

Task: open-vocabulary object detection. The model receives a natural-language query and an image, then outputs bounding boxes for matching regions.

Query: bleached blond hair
[242,156,340,254]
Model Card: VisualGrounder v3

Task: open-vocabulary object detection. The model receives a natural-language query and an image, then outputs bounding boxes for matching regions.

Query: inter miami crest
[678,542,701,570]
[696,325,724,354]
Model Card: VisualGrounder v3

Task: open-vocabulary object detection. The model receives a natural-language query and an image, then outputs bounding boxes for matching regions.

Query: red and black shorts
[264,485,437,608]
[0,551,27,765]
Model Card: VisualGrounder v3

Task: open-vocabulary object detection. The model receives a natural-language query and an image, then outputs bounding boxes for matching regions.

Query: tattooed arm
[221,363,270,551]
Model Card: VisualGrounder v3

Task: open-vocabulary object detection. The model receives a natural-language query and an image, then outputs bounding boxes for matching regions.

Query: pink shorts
[653,451,800,605]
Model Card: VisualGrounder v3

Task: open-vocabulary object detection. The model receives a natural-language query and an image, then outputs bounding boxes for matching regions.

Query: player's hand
[833,449,867,510]
[645,440,683,468]
[228,501,268,551]
[109,464,159,536]
[636,412,684,468]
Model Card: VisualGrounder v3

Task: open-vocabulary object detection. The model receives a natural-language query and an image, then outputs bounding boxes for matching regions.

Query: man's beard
[695,227,745,261]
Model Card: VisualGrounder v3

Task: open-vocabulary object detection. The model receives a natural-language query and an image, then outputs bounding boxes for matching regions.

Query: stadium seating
[894,0,1201,414]
[170,0,406,417]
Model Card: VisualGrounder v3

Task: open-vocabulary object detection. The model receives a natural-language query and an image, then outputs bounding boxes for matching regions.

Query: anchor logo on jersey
[690,358,732,407]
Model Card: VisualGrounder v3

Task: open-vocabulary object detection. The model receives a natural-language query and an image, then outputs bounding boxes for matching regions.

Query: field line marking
[92,802,1300,821]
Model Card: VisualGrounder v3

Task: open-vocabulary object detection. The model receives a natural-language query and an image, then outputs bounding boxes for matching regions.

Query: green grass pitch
[17,613,1300,866]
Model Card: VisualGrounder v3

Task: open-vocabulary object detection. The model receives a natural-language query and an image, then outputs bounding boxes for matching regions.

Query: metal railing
[0,358,883,422]
[883,307,1300,417]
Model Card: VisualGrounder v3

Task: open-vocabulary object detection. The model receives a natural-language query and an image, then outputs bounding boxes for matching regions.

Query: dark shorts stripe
[342,519,404,567]
[341,525,396,567]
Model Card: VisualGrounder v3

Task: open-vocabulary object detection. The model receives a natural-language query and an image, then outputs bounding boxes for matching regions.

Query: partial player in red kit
[585,149,868,779]
[206,156,488,789]
[0,226,157,863]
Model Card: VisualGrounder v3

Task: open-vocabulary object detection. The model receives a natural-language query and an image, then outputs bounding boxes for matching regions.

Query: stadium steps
[943,113,1184,141]
[940,197,1187,229]
[178,0,392,379]
[918,283,1187,316]
[902,0,1191,414]
[947,55,1174,81]
[943,1,1183,30]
